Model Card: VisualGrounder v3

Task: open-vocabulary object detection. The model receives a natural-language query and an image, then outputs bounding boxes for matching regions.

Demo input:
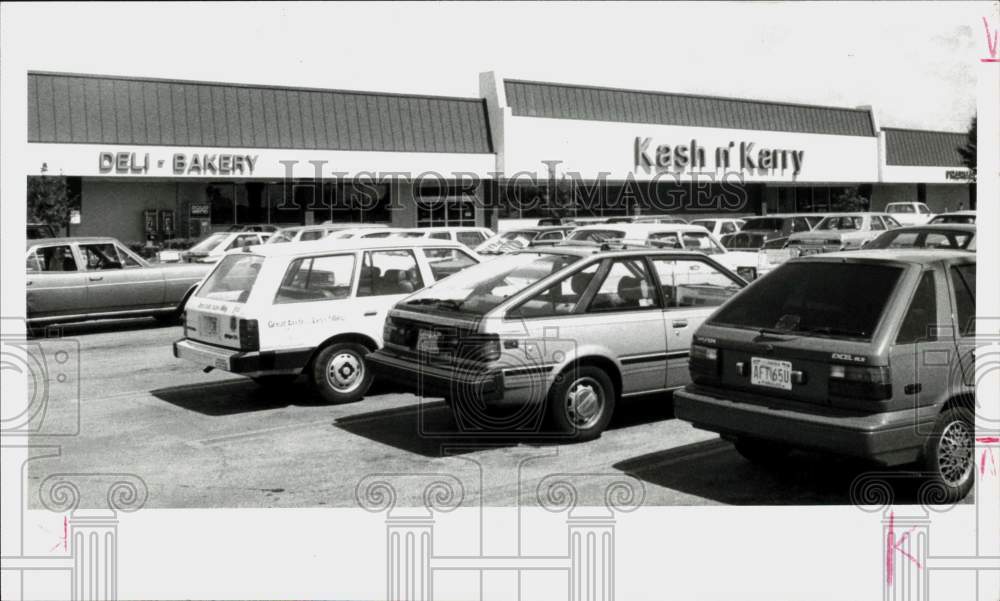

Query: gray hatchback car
[674,249,977,501]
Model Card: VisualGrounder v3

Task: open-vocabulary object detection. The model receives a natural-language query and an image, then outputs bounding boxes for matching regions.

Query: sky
[0,2,990,132]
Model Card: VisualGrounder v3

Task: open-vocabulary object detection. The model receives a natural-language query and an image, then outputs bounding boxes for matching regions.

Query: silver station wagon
[367,243,746,440]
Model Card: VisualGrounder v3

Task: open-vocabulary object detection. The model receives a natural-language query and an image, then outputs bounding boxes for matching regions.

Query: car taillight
[457,334,501,363]
[690,344,720,381]
[829,364,891,400]
[238,318,260,352]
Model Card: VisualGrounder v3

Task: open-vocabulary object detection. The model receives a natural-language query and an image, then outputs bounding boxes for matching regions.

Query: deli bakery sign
[634,137,805,176]
[98,151,259,176]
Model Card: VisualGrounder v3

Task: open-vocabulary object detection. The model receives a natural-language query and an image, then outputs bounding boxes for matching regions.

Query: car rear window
[196,254,265,303]
[741,218,784,231]
[709,261,904,340]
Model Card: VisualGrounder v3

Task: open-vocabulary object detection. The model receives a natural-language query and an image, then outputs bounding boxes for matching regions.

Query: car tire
[310,342,373,404]
[734,437,792,464]
[546,365,615,442]
[919,407,975,503]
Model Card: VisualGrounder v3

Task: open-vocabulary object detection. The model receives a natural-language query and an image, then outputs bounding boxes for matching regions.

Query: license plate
[417,330,440,354]
[751,357,793,390]
[201,316,218,336]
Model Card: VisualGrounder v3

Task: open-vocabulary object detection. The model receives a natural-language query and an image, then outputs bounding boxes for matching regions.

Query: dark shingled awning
[883,128,967,167]
[504,79,876,137]
[28,72,493,154]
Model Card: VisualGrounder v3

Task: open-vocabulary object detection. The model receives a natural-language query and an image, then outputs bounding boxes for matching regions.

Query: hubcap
[564,377,605,430]
[326,351,364,393]
[938,419,973,486]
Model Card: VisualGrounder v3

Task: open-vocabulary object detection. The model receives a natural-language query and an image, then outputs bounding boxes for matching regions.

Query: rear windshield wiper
[797,325,867,338]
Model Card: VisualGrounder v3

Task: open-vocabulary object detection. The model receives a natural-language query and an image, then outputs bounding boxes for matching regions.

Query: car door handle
[26,281,33,286]
[672,320,688,328]
[88,275,103,282]
[364,311,378,317]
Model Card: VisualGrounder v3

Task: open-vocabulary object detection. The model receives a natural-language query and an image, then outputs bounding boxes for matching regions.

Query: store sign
[945,169,974,181]
[97,151,258,176]
[634,137,805,176]
[189,203,210,218]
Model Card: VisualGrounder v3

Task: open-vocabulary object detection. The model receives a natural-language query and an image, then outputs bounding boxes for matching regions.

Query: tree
[957,116,977,210]
[27,175,78,235]
[831,186,869,212]
[957,116,976,179]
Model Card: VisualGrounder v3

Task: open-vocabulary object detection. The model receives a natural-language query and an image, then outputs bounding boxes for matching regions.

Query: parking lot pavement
[23,319,965,508]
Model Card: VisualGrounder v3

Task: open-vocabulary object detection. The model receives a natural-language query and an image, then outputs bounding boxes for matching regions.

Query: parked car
[389,226,494,249]
[865,224,975,252]
[786,213,902,255]
[27,223,58,239]
[181,231,272,263]
[929,210,976,225]
[26,236,210,325]
[268,223,388,244]
[627,216,689,225]
[885,202,935,226]
[565,223,764,280]
[475,226,575,255]
[226,224,280,233]
[689,218,746,239]
[172,238,481,403]
[367,245,746,440]
[673,250,977,502]
[721,214,821,250]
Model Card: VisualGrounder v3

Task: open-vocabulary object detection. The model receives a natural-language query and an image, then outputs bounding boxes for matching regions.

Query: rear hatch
[690,259,905,409]
[787,231,845,255]
[383,309,488,367]
[183,253,265,350]
[724,231,768,249]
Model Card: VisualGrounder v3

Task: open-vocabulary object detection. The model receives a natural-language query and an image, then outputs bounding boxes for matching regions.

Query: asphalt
[21,318,966,509]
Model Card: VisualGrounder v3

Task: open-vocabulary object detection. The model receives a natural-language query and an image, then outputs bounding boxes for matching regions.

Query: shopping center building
[26,70,974,241]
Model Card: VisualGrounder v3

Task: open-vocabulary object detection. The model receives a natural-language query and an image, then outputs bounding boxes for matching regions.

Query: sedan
[27,237,211,325]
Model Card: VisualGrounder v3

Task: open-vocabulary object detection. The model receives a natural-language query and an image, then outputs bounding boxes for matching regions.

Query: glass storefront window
[417,196,476,227]
[208,183,236,225]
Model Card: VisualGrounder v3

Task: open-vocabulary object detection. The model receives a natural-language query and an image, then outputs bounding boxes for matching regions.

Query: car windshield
[189,233,228,253]
[887,204,915,213]
[867,229,974,250]
[710,261,904,340]
[196,254,265,303]
[402,251,581,315]
[741,218,785,231]
[567,229,627,242]
[815,216,864,231]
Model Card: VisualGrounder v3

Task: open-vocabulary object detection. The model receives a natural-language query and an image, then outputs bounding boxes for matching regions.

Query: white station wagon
[172,238,481,403]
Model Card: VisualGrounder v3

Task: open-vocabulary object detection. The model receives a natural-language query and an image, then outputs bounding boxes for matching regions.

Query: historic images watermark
[1,319,148,601]
[263,159,755,218]
[850,319,1000,600]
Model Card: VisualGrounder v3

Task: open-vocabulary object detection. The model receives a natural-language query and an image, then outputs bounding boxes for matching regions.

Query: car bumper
[366,349,509,403]
[674,385,934,466]
[172,338,311,377]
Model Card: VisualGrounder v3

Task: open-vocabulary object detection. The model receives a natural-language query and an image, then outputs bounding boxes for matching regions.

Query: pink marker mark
[983,16,999,62]
[980,448,998,476]
[886,511,923,586]
[976,436,1000,444]
[48,516,68,553]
